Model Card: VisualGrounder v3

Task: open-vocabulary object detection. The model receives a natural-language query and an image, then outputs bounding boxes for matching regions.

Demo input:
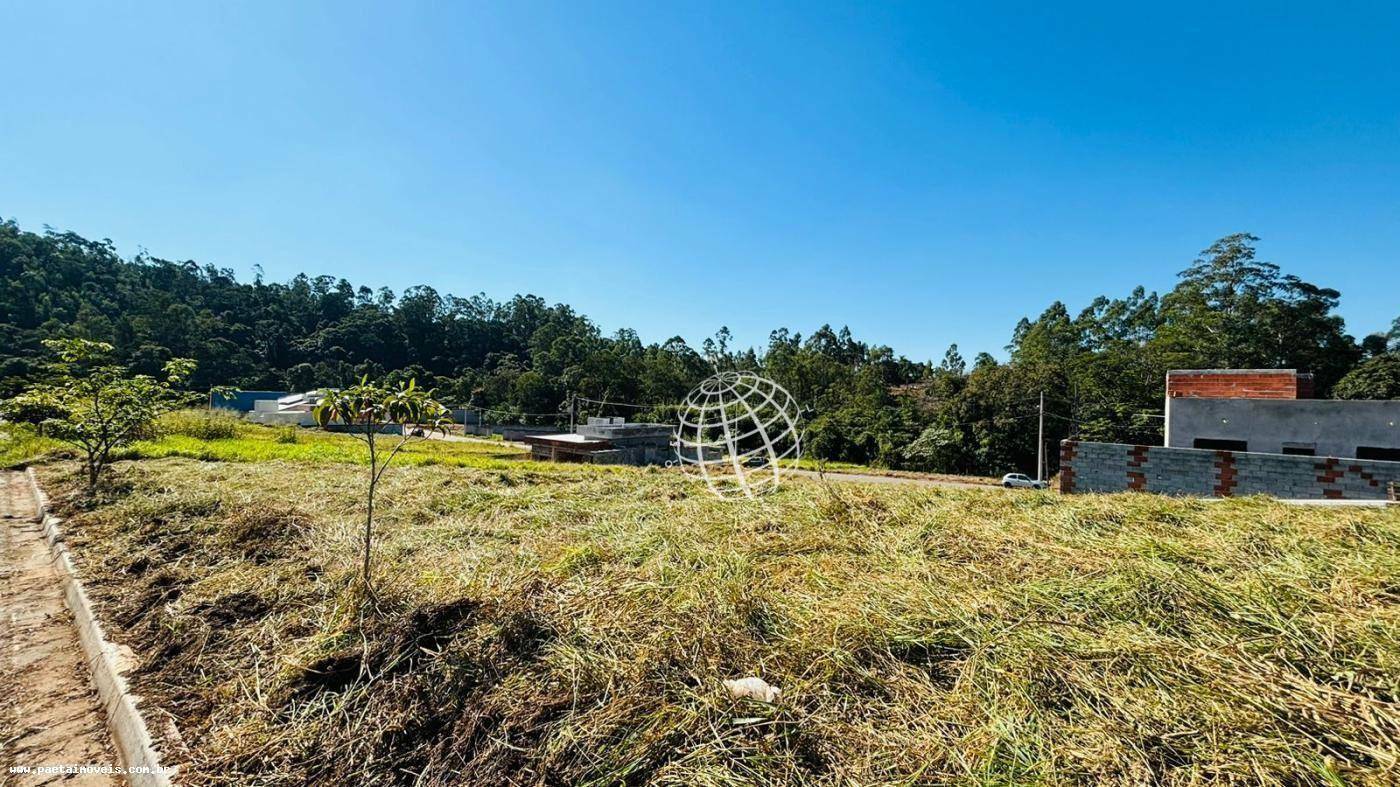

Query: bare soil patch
[0,472,118,785]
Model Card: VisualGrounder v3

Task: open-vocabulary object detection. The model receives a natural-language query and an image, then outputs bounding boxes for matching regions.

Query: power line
[574,395,684,411]
[461,404,566,418]
[1037,390,1045,482]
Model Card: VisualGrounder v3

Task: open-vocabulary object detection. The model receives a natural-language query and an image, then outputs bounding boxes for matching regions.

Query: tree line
[3,218,1397,475]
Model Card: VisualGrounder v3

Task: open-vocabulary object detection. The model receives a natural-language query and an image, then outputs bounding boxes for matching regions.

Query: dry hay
[41,457,1400,786]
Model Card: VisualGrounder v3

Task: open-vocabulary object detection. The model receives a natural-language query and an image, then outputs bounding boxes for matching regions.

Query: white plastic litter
[723,676,782,703]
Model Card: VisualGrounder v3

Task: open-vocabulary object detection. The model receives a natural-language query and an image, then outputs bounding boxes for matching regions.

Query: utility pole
[1070,380,1079,440]
[1037,390,1045,483]
[569,394,576,432]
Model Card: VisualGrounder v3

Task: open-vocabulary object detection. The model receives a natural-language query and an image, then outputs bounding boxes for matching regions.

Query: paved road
[427,432,531,450]
[788,468,999,490]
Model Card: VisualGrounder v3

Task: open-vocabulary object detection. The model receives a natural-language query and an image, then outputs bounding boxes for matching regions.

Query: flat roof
[1167,369,1303,376]
[522,433,612,447]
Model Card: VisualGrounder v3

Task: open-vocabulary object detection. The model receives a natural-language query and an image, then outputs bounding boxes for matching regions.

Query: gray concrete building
[1061,368,1400,500]
[1164,369,1400,460]
[522,417,673,466]
[574,418,674,465]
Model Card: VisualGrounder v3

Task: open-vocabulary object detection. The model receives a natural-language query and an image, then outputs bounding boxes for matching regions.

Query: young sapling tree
[3,339,196,491]
[312,378,450,588]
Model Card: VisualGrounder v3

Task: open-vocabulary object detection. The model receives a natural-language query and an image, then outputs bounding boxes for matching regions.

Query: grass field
[3,414,990,484]
[128,427,535,470]
[2,415,548,472]
[0,423,60,467]
[28,421,1400,786]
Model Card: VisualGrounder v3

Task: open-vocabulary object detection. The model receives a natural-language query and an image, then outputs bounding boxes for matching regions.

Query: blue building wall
[210,390,287,411]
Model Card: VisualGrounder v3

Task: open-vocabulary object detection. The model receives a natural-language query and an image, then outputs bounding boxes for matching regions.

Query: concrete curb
[24,468,176,786]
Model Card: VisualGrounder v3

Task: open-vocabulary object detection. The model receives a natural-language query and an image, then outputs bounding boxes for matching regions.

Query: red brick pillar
[1316,458,1345,499]
[1213,451,1238,497]
[1059,440,1078,494]
[1127,445,1149,491]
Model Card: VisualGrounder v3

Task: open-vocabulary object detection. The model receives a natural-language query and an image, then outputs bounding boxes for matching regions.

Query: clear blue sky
[2,1,1397,362]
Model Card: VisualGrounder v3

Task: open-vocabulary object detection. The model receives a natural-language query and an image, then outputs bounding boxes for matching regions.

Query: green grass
[159,407,245,440]
[0,423,66,467]
[117,416,570,474]
[7,412,547,474]
[793,456,870,472]
[7,410,1000,486]
[39,451,1400,786]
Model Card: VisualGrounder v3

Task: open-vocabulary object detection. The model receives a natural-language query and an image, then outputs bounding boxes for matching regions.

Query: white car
[1001,473,1047,490]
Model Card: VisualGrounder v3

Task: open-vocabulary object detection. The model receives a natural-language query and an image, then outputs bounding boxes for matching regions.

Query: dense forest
[2,217,1397,475]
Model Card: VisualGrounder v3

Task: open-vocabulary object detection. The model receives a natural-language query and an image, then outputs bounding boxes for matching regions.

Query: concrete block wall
[463,423,561,440]
[1060,439,1400,500]
[245,410,318,427]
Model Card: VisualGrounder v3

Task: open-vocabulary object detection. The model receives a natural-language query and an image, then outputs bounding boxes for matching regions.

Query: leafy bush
[159,408,244,441]
[274,426,299,444]
[1334,353,1400,399]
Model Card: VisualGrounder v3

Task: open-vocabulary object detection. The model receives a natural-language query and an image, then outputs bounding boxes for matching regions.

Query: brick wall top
[1166,369,1313,400]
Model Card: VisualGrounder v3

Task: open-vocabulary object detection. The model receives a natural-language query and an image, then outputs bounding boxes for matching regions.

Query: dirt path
[0,472,119,786]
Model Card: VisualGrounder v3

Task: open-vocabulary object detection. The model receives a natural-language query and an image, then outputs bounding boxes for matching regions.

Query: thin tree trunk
[363,432,376,586]
[86,450,102,493]
[364,474,375,584]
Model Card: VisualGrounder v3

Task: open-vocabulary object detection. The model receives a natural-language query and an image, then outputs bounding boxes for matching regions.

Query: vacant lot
[1,417,535,472]
[24,421,1400,786]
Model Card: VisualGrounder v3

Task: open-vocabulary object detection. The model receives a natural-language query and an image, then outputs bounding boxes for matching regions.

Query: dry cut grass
[42,457,1400,786]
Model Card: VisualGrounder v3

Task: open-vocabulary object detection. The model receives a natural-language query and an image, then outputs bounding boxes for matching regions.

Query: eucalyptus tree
[1333,354,1400,400]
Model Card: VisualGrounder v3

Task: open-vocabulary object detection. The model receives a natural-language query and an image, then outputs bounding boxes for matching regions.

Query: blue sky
[2,1,1397,362]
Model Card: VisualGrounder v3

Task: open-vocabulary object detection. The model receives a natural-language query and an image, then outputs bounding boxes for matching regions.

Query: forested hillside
[2,218,1396,474]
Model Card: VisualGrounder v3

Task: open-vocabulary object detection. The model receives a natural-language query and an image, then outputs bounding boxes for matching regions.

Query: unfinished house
[1061,369,1400,500]
[1164,369,1400,460]
[523,417,673,466]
